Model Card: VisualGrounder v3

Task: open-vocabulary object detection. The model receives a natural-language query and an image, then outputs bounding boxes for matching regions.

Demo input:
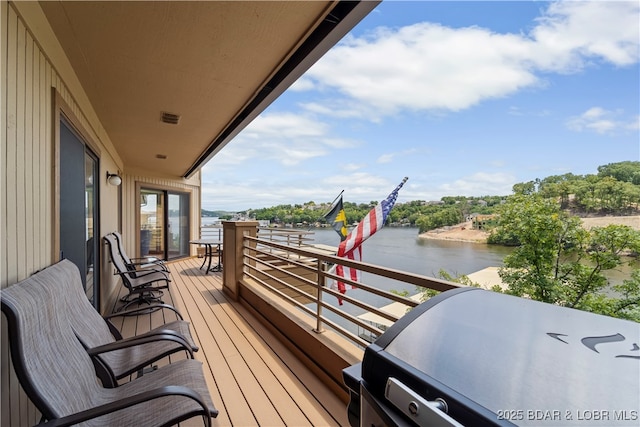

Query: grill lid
[369,288,639,426]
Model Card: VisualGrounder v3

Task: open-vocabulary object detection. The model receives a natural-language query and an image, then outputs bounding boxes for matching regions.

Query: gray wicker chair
[104,233,170,310]
[1,260,218,426]
[55,259,199,387]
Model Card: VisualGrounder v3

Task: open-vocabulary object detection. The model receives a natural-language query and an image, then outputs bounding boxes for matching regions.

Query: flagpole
[323,189,345,217]
[393,177,409,193]
[329,189,344,207]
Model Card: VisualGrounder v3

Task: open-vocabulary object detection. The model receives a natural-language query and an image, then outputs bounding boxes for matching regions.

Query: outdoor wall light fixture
[106,171,122,186]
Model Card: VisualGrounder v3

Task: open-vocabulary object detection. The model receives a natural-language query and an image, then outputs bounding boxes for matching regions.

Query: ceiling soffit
[39,1,378,178]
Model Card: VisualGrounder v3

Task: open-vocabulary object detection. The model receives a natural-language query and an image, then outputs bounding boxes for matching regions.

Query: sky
[200,0,640,212]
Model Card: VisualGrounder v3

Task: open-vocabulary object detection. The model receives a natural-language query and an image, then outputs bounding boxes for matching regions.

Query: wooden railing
[241,233,461,348]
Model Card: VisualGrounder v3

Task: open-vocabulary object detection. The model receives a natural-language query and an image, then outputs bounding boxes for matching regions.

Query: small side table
[190,239,223,274]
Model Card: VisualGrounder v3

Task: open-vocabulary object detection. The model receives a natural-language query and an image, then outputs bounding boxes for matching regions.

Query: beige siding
[2,5,55,425]
[0,1,188,427]
[2,4,203,425]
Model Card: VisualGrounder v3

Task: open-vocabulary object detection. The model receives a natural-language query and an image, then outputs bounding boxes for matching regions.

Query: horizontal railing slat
[240,233,462,348]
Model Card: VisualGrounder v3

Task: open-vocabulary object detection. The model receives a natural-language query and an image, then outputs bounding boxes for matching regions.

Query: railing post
[314,260,325,333]
[222,221,259,300]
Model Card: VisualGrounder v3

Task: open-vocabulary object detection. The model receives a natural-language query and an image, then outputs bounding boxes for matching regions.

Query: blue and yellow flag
[324,196,348,241]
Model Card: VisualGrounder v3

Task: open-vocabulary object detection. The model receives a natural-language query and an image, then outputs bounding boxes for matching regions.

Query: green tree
[598,161,640,184]
[512,180,537,195]
[416,207,463,233]
[492,194,640,321]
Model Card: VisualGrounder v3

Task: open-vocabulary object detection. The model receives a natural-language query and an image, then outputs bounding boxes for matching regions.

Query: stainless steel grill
[344,288,640,427]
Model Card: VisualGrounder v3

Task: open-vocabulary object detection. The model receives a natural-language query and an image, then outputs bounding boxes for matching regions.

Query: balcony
[112,256,349,427]
[112,223,462,426]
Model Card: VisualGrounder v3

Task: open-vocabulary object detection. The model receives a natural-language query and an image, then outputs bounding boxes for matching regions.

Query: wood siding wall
[1,4,200,425]
[3,4,63,425]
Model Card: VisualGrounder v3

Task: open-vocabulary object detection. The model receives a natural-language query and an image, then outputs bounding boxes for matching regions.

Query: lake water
[309,227,511,279]
[308,227,513,309]
[203,219,634,308]
[202,219,511,302]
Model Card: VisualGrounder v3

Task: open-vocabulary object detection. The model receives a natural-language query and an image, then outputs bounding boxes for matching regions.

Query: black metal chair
[104,233,170,310]
[112,231,169,273]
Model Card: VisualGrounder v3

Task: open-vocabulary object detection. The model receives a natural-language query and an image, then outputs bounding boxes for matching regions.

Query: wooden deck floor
[109,257,349,427]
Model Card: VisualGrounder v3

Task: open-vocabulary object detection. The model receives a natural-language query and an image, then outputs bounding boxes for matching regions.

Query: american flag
[333,177,408,301]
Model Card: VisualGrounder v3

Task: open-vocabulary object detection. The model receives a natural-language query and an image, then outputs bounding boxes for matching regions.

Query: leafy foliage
[598,161,640,185]
[489,194,640,321]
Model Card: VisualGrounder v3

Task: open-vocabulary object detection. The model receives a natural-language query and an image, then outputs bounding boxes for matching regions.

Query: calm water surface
[206,222,636,329]
[308,227,513,312]
[310,227,511,279]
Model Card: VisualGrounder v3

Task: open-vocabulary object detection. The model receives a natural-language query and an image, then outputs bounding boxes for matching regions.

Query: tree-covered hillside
[205,161,640,233]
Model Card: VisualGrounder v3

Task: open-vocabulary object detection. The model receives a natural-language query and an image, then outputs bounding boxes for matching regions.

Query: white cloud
[437,172,516,197]
[342,163,365,172]
[307,24,539,117]
[247,113,327,139]
[565,107,636,134]
[204,111,359,169]
[289,77,315,92]
[302,1,639,118]
[531,1,640,70]
[200,172,411,211]
[324,172,390,189]
[377,153,395,164]
[377,149,418,164]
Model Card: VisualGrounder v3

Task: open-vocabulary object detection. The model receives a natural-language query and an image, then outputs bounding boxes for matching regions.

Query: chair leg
[117,289,165,313]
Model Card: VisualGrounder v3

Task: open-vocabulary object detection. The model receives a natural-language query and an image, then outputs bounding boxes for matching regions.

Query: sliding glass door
[168,193,190,258]
[140,188,190,260]
[60,119,99,309]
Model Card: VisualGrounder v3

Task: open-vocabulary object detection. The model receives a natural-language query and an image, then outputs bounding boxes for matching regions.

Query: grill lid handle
[385,377,464,427]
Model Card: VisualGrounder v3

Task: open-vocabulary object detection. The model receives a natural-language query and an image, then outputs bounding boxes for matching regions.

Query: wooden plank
[5,0,18,288]
[15,15,26,284]
[226,296,348,426]
[32,41,41,271]
[176,258,345,426]
[187,272,305,425]
[44,58,52,261]
[170,259,259,427]
[115,257,348,426]
[195,275,326,425]
[1,0,9,419]
[24,30,34,278]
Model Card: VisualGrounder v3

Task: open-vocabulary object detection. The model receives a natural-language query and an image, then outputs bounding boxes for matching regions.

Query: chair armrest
[104,303,184,320]
[120,267,170,277]
[37,385,216,427]
[129,256,164,264]
[127,260,169,271]
[113,270,170,281]
[104,303,185,340]
[87,333,194,359]
[133,328,198,351]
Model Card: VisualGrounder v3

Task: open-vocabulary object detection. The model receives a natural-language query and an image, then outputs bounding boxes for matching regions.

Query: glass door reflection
[140,189,165,259]
[140,188,190,260]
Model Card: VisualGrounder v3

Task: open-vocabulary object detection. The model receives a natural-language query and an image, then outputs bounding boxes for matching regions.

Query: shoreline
[418,221,489,243]
[418,215,640,244]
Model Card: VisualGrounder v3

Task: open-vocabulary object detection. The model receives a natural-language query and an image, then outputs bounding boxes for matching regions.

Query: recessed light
[161,112,180,124]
